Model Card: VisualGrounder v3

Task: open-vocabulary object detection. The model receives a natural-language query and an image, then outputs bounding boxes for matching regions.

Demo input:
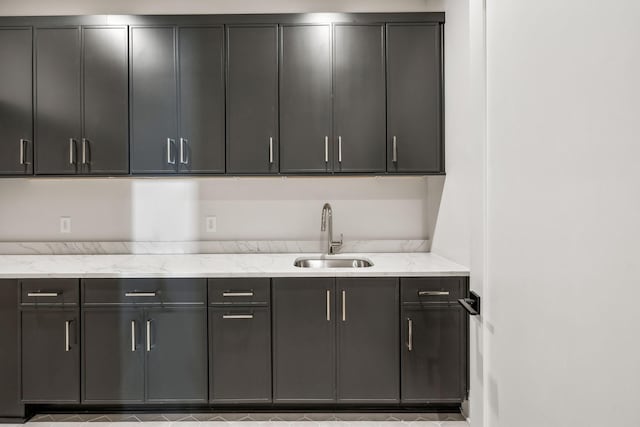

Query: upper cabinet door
[0,28,33,176]
[130,26,178,174]
[333,24,386,173]
[82,27,129,175]
[387,23,443,173]
[178,26,225,174]
[279,25,332,173]
[226,25,278,174]
[35,27,81,175]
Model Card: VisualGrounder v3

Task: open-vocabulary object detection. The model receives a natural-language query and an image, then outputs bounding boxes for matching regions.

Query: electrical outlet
[60,217,71,233]
[205,216,217,233]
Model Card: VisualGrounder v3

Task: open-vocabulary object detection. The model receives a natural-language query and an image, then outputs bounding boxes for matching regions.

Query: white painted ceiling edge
[0,0,447,16]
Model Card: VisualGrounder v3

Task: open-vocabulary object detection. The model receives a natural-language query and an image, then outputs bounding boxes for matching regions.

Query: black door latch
[458,290,481,316]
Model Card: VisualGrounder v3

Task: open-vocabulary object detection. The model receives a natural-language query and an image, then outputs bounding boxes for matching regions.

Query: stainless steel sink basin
[294,257,373,268]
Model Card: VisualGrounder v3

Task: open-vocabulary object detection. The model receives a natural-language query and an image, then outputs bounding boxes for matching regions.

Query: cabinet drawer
[20,279,79,305]
[82,279,206,305]
[209,278,270,305]
[401,277,465,304]
[209,306,272,403]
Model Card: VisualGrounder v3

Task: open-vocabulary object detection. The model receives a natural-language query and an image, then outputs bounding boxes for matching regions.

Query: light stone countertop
[0,252,469,279]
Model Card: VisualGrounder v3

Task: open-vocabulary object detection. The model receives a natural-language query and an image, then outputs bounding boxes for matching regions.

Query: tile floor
[3,413,469,426]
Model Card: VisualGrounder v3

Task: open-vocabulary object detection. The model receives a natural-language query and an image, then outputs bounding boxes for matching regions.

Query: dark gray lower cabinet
[273,278,335,402]
[83,309,144,403]
[21,309,80,403]
[145,308,208,403]
[401,305,466,403]
[336,278,399,402]
[0,281,24,419]
[209,307,271,403]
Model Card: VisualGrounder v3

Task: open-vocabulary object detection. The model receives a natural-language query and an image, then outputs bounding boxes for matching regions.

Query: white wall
[0,177,431,241]
[485,1,640,426]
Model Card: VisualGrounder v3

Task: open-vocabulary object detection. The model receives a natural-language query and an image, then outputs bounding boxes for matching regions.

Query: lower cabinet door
[83,309,144,403]
[401,305,466,403]
[21,309,80,403]
[145,308,208,403]
[336,278,399,402]
[209,307,271,403]
[272,278,335,403]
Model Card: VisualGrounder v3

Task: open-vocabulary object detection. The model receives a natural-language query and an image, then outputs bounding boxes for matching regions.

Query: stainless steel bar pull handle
[392,136,398,163]
[146,320,151,352]
[27,292,59,297]
[222,291,254,297]
[341,290,346,322]
[407,318,413,351]
[125,292,157,297]
[326,289,331,321]
[418,290,450,296]
[69,138,76,164]
[19,139,31,165]
[131,320,136,352]
[269,137,274,164]
[81,138,88,164]
[167,138,175,164]
[179,138,188,164]
[324,136,329,163]
[338,136,342,163]
[65,321,71,352]
[223,314,254,319]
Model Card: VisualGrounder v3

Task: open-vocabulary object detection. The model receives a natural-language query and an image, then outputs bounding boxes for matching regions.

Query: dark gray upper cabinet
[0,281,24,419]
[0,28,33,176]
[333,24,386,173]
[21,309,80,403]
[145,308,208,403]
[35,26,129,175]
[130,26,178,174]
[226,25,278,174]
[279,25,332,173]
[387,23,443,173]
[336,278,399,402]
[131,26,224,174]
[401,305,466,403]
[82,26,129,175]
[82,309,144,403]
[272,278,335,402]
[35,27,82,175]
[177,26,225,174]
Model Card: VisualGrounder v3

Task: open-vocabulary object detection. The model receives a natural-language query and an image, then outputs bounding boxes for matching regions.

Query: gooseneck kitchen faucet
[321,203,343,255]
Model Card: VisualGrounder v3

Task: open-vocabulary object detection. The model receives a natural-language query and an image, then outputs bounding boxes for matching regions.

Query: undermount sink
[293,257,373,268]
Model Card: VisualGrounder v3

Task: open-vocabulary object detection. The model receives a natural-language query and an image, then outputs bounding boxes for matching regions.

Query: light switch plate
[206,216,216,233]
[60,217,71,233]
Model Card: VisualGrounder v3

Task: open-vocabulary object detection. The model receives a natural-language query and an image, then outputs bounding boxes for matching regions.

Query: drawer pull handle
[222,291,254,297]
[341,289,346,322]
[407,318,413,351]
[27,292,59,297]
[222,314,254,319]
[418,290,450,296]
[125,292,157,297]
